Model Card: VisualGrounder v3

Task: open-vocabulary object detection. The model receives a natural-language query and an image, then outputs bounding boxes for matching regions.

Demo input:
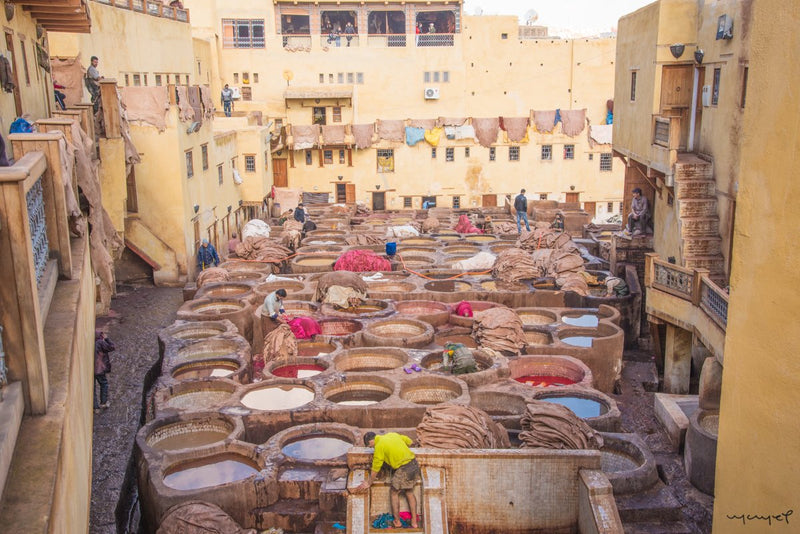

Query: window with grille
[357,72,364,84]
[124,74,130,86]
[431,148,437,159]
[241,87,252,101]
[185,151,194,178]
[464,147,470,157]
[217,164,223,185]
[264,151,269,170]
[563,145,574,160]
[489,147,496,161]
[424,72,431,83]
[712,67,721,106]
[588,153,594,161]
[338,73,344,83]
[155,74,162,86]
[323,150,333,165]
[446,148,454,162]
[332,107,342,123]
[433,72,440,83]
[233,73,239,84]
[339,149,346,164]
[222,19,266,48]
[133,74,141,86]
[254,73,259,83]
[201,144,209,170]
[443,71,450,82]
[347,72,354,84]
[539,193,548,200]
[185,75,189,85]
[600,153,613,172]
[541,145,552,160]
[305,151,313,165]
[630,71,637,101]
[509,146,520,161]
[452,196,461,208]
[245,155,256,172]
[377,149,394,173]
[607,202,614,213]
[329,74,334,83]
[403,197,412,208]
[312,107,326,125]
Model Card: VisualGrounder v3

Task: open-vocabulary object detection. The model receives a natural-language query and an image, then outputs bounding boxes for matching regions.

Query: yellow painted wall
[48,2,196,91]
[0,9,54,127]
[98,138,129,232]
[712,0,800,530]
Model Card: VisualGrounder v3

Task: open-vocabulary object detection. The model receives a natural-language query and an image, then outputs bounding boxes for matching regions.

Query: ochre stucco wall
[98,138,129,232]
[712,1,800,530]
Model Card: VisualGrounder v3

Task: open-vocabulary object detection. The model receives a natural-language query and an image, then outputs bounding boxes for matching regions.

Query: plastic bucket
[385,242,397,256]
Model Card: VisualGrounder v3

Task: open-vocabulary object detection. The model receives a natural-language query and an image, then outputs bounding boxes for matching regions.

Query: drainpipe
[687,66,699,152]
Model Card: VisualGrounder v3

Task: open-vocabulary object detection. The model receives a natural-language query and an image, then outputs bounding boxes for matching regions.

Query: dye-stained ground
[90,283,713,534]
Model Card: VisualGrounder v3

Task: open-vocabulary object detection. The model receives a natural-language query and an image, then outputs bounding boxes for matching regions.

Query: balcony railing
[282,35,313,49]
[320,35,360,48]
[93,0,190,23]
[646,253,728,334]
[366,34,407,47]
[416,33,454,47]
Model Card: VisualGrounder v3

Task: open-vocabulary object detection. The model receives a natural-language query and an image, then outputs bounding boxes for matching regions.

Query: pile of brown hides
[421,216,441,234]
[519,400,604,450]
[492,248,538,281]
[313,271,369,308]
[235,237,292,269]
[416,404,511,449]
[344,233,385,246]
[196,267,229,287]
[472,308,526,354]
[281,219,303,250]
[157,502,257,534]
[263,324,298,362]
[517,228,578,254]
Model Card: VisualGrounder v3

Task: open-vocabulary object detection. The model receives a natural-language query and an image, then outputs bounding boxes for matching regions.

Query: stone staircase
[673,156,726,284]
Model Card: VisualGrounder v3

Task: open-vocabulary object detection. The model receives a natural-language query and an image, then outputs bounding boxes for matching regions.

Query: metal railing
[26,177,50,287]
[367,34,407,47]
[223,35,266,48]
[416,33,454,47]
[699,277,728,329]
[92,0,190,23]
[282,35,313,49]
[320,35,360,47]
[652,260,694,299]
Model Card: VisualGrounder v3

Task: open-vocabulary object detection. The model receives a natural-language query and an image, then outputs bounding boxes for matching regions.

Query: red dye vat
[515,375,576,387]
[271,364,325,378]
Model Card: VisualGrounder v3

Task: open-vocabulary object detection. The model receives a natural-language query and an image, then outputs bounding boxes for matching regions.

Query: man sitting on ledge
[626,187,650,236]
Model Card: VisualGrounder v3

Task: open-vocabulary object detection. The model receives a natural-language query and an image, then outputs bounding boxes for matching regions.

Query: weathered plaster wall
[98,138,129,232]
[712,0,800,530]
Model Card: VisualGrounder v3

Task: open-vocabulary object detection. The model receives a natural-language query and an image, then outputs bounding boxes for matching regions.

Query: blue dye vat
[282,436,353,460]
[561,336,594,347]
[562,314,599,327]
[543,397,604,418]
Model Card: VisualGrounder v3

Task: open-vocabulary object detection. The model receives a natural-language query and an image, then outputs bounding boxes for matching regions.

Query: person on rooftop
[85,56,103,112]
[221,84,233,117]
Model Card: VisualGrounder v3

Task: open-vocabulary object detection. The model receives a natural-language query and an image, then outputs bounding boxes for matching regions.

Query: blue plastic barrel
[385,242,397,256]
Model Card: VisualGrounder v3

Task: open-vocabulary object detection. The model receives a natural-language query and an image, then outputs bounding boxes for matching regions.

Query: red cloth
[453,301,473,317]
[334,249,392,272]
[287,316,322,339]
[454,214,483,234]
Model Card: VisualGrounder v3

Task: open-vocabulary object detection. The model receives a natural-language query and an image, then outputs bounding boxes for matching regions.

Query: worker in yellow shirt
[352,431,420,529]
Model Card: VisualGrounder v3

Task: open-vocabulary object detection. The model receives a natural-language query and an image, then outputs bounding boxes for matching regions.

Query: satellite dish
[474,7,483,15]
[524,9,539,25]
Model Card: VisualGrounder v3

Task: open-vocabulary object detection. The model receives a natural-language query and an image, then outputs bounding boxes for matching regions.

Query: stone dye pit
[137,206,644,533]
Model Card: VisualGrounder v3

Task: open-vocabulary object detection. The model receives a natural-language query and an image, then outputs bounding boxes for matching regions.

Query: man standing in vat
[514,188,531,234]
[353,431,421,529]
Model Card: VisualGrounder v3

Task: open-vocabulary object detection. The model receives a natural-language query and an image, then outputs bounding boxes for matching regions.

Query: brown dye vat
[189,300,247,315]
[324,377,394,405]
[434,332,477,348]
[175,339,244,362]
[195,282,253,300]
[281,436,353,460]
[421,350,492,372]
[366,320,427,338]
[518,310,557,325]
[164,388,233,411]
[470,391,528,417]
[395,300,450,326]
[332,305,384,314]
[424,280,471,292]
[601,450,639,472]
[241,384,315,410]
[307,229,346,237]
[165,322,228,340]
[319,319,362,337]
[254,280,306,299]
[163,453,259,491]
[321,299,392,319]
[334,348,408,372]
[397,247,437,255]
[480,280,528,292]
[401,237,437,246]
[464,234,497,242]
[282,300,320,317]
[297,341,337,356]
[147,419,234,451]
[524,330,553,345]
[399,255,436,267]
[433,234,460,241]
[221,260,272,273]
[172,359,240,380]
[399,376,463,405]
[442,256,472,268]
[443,246,480,255]
[294,255,337,267]
[368,281,417,293]
[227,271,264,283]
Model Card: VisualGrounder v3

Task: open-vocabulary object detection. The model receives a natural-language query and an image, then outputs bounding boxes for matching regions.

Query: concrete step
[278,467,327,500]
[319,468,349,515]
[675,180,716,200]
[680,217,719,237]
[678,199,717,218]
[682,237,722,257]
[674,158,713,181]
[251,499,321,532]
[615,483,683,524]
[623,520,696,534]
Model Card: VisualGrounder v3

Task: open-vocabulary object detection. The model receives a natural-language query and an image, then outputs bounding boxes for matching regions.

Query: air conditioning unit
[701,84,711,107]
[424,87,440,100]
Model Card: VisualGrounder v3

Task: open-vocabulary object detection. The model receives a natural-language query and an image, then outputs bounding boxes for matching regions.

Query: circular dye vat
[561,336,594,347]
[524,331,552,345]
[424,280,471,292]
[271,364,325,378]
[543,397,606,418]
[464,234,496,242]
[399,377,463,405]
[562,314,600,328]
[434,234,460,241]
[295,255,337,267]
[327,389,390,406]
[518,312,556,326]
[400,256,435,267]
[515,375,576,387]
[191,301,246,314]
[166,323,228,340]
[297,341,336,356]
[444,246,480,254]
[481,280,527,292]
[319,319,361,337]
[368,282,417,293]
[175,340,243,362]
[334,348,407,372]
[402,238,437,246]
[163,454,258,490]
[147,419,234,451]
[601,451,639,473]
[165,389,232,411]
[434,333,477,348]
[196,283,252,299]
[700,413,719,435]
[282,436,352,460]
[172,360,240,381]
[241,385,315,410]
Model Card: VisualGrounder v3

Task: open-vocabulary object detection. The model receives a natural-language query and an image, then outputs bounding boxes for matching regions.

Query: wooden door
[482,194,497,207]
[372,191,385,211]
[660,65,694,149]
[126,166,138,212]
[336,183,347,203]
[565,192,580,203]
[4,33,22,117]
[345,183,356,204]
[272,157,288,187]
[583,201,596,217]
